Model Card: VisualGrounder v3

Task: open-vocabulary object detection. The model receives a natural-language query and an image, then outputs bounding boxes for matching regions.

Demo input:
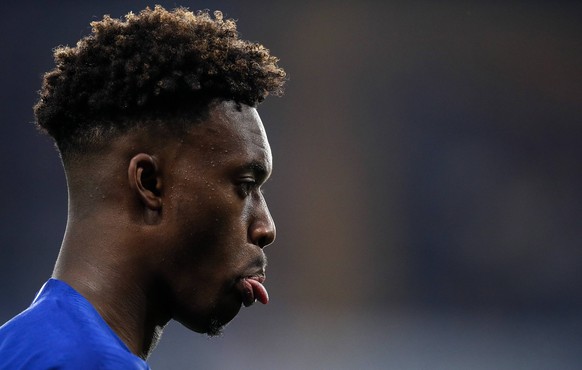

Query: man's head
[35,6,285,338]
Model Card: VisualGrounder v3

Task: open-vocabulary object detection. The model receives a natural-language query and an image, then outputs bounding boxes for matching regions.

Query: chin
[177,299,242,336]
[182,313,234,337]
[205,318,227,337]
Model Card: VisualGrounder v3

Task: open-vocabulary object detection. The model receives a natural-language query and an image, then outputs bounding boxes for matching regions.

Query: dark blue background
[1,1,581,368]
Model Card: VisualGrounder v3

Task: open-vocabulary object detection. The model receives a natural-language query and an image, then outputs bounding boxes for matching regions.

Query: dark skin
[52,100,276,359]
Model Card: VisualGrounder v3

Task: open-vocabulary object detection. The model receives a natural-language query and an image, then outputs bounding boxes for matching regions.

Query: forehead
[177,101,272,170]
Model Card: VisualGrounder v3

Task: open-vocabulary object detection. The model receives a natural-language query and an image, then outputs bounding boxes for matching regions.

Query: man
[0,5,285,369]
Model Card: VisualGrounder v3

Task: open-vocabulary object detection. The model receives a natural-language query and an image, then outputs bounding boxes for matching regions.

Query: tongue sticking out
[239,277,269,307]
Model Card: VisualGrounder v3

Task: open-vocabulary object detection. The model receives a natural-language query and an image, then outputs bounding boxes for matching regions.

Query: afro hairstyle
[33,5,286,156]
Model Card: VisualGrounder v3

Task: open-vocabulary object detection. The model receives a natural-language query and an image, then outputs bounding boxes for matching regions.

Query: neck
[53,218,170,359]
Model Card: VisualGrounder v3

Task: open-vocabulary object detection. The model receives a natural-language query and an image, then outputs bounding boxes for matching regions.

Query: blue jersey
[0,279,150,369]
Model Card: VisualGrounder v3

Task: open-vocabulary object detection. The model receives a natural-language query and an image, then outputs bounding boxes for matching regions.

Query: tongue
[240,278,269,306]
[247,278,269,305]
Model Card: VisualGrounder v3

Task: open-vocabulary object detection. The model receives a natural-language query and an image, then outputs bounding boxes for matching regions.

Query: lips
[236,275,269,307]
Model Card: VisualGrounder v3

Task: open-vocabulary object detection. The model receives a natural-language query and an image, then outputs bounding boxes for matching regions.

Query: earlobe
[128,153,163,215]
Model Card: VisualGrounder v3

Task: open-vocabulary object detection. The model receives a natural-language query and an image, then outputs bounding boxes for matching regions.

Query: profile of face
[153,100,276,335]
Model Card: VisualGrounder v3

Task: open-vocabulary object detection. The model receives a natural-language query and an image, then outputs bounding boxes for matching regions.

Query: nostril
[258,236,268,248]
[257,231,274,249]
[252,223,275,249]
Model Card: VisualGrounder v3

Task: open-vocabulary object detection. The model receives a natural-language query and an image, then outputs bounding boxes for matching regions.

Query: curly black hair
[34,5,286,156]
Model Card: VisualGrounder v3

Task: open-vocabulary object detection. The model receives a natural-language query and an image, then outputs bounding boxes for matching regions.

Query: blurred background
[1,1,581,369]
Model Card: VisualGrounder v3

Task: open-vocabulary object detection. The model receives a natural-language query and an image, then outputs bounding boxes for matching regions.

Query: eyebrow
[245,161,270,182]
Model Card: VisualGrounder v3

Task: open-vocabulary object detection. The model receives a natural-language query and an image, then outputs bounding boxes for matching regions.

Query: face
[156,101,276,335]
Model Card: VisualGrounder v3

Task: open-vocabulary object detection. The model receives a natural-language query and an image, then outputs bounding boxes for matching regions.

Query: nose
[249,199,276,248]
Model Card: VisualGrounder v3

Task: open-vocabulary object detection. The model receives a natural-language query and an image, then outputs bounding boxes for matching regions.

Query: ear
[128,153,162,214]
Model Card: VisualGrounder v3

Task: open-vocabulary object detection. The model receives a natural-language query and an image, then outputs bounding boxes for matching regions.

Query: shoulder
[50,347,151,370]
[1,321,149,370]
[0,282,150,370]
[0,332,149,370]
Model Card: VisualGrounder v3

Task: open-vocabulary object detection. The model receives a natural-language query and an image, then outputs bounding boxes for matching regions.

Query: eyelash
[238,180,266,197]
[238,180,257,197]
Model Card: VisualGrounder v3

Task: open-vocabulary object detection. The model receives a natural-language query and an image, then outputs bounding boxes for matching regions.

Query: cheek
[171,187,246,261]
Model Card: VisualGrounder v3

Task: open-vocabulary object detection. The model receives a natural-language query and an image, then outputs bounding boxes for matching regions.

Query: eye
[237,178,257,197]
